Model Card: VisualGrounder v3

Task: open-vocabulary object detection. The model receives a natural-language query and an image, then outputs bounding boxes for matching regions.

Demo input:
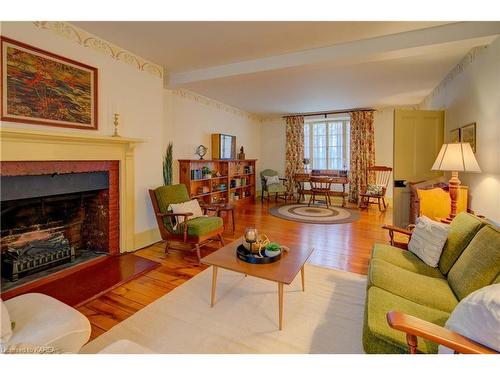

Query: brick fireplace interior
[1,161,119,292]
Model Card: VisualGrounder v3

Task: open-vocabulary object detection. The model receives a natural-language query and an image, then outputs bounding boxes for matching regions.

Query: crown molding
[171,88,262,122]
[420,45,488,108]
[32,21,164,79]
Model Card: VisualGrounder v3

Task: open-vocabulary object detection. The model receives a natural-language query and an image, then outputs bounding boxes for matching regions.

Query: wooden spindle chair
[308,176,333,208]
[359,166,392,211]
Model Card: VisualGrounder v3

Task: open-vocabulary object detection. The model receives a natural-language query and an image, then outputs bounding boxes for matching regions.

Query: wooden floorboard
[80,199,395,340]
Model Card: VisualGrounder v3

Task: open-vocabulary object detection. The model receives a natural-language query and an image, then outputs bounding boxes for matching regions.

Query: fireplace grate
[1,234,75,281]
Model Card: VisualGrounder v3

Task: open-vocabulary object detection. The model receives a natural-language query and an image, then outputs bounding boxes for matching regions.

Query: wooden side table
[203,203,236,234]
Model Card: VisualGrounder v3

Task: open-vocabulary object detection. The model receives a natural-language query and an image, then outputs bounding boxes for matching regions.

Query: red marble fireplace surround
[1,160,120,255]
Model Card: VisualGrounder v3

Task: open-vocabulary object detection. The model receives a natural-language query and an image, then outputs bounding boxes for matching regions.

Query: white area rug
[81,264,367,354]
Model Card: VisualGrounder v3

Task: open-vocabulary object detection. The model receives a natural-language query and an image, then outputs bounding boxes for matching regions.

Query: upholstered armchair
[260,169,287,202]
[149,184,224,263]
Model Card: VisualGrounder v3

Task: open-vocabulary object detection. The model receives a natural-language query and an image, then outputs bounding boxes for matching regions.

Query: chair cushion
[368,258,458,313]
[407,216,450,268]
[178,216,223,238]
[267,184,287,193]
[439,212,486,275]
[4,293,91,353]
[363,286,450,354]
[154,184,190,214]
[447,225,500,301]
[1,299,13,344]
[371,243,444,278]
[366,184,384,196]
[439,283,500,353]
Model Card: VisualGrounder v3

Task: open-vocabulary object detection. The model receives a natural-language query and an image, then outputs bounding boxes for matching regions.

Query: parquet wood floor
[78,199,395,340]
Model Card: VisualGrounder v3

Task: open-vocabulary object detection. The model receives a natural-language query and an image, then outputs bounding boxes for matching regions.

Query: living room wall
[163,89,262,185]
[420,37,500,223]
[0,22,165,249]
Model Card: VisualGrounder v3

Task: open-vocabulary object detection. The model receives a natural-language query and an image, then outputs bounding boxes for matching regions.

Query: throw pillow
[169,199,204,229]
[366,184,384,196]
[439,283,500,353]
[264,175,280,185]
[408,215,450,267]
[1,299,13,344]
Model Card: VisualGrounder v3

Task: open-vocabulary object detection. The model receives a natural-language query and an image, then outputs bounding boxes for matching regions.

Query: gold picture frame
[450,128,461,143]
[460,123,476,153]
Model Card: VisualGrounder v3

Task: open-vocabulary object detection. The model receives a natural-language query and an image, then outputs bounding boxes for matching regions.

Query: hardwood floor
[78,199,394,340]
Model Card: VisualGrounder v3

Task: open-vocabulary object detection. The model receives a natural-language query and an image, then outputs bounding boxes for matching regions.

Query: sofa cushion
[368,258,458,313]
[439,212,486,275]
[178,216,223,237]
[4,293,91,353]
[371,243,444,278]
[447,225,500,301]
[363,286,450,354]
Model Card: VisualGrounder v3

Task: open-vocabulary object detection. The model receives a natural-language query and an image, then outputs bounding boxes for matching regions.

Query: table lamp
[431,142,481,223]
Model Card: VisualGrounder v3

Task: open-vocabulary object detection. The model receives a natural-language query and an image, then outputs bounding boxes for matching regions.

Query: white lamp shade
[432,143,481,172]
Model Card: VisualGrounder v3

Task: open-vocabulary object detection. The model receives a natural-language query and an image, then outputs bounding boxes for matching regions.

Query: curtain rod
[282,107,374,118]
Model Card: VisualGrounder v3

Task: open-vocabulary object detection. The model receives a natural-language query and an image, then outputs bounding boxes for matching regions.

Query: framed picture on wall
[460,122,476,153]
[1,36,98,130]
[450,128,461,143]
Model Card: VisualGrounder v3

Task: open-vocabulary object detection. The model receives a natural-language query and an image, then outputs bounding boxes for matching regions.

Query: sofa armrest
[386,311,497,354]
[382,225,413,248]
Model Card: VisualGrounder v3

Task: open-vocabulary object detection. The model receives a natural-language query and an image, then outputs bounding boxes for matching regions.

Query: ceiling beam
[168,21,500,87]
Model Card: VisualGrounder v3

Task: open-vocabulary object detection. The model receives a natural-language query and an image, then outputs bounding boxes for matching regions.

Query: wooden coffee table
[201,238,314,330]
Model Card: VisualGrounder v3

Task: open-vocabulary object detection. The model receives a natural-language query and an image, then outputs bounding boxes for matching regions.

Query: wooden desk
[294,171,349,207]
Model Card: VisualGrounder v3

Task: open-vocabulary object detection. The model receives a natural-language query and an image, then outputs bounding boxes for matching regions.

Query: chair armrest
[279,178,288,182]
[156,212,193,218]
[386,311,497,354]
[382,224,413,248]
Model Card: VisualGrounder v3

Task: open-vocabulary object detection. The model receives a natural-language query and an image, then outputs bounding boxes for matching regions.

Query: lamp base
[442,171,461,224]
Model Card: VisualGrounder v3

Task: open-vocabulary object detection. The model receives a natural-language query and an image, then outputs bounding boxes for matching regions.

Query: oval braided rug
[269,204,360,224]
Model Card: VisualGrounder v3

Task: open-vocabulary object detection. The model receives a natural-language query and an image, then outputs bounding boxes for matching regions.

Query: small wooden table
[202,203,236,234]
[201,238,314,330]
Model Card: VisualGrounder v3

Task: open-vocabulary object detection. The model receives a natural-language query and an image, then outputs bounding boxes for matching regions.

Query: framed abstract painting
[1,37,98,130]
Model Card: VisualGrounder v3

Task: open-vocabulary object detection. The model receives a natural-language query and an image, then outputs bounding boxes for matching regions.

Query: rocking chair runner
[359,166,392,211]
[149,184,224,263]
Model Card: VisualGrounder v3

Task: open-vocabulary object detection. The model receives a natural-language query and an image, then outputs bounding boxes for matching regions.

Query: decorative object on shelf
[201,166,213,179]
[460,123,476,153]
[432,142,481,223]
[303,158,310,172]
[162,142,173,185]
[238,146,246,160]
[212,134,236,159]
[1,36,98,130]
[195,145,208,160]
[197,186,210,195]
[450,128,461,143]
[112,113,121,137]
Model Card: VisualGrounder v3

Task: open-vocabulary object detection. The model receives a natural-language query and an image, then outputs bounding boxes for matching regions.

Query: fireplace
[1,161,119,289]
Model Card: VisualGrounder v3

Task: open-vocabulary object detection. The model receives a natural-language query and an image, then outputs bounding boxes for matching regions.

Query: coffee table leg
[210,266,218,307]
[301,266,305,292]
[278,282,284,330]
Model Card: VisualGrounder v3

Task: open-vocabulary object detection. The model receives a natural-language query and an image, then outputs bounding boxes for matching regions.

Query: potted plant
[202,166,213,179]
[163,142,173,185]
[264,242,282,257]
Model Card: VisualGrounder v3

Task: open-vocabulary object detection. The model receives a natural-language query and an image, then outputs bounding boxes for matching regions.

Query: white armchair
[1,293,91,353]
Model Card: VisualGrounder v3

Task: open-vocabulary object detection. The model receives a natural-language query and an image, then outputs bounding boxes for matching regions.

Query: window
[304,118,350,170]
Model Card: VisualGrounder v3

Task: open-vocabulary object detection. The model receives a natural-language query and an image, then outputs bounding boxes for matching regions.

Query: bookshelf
[179,159,257,204]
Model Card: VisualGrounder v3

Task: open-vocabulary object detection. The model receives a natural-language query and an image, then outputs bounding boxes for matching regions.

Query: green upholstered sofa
[363,212,500,354]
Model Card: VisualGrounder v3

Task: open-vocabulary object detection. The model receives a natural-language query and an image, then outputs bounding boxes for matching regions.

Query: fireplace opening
[1,171,112,290]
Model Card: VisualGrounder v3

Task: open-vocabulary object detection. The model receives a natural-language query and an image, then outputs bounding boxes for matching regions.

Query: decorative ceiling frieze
[33,21,164,79]
[171,88,262,122]
[420,45,488,108]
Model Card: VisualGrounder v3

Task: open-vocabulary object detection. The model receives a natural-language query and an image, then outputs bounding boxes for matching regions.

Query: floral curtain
[285,115,305,191]
[349,110,375,203]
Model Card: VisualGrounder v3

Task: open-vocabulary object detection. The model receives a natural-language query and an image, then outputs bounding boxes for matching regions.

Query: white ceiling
[73,21,500,115]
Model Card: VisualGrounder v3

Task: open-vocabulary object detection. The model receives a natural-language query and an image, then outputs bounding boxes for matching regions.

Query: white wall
[163,89,262,185]
[0,22,164,239]
[260,111,395,198]
[420,37,500,223]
